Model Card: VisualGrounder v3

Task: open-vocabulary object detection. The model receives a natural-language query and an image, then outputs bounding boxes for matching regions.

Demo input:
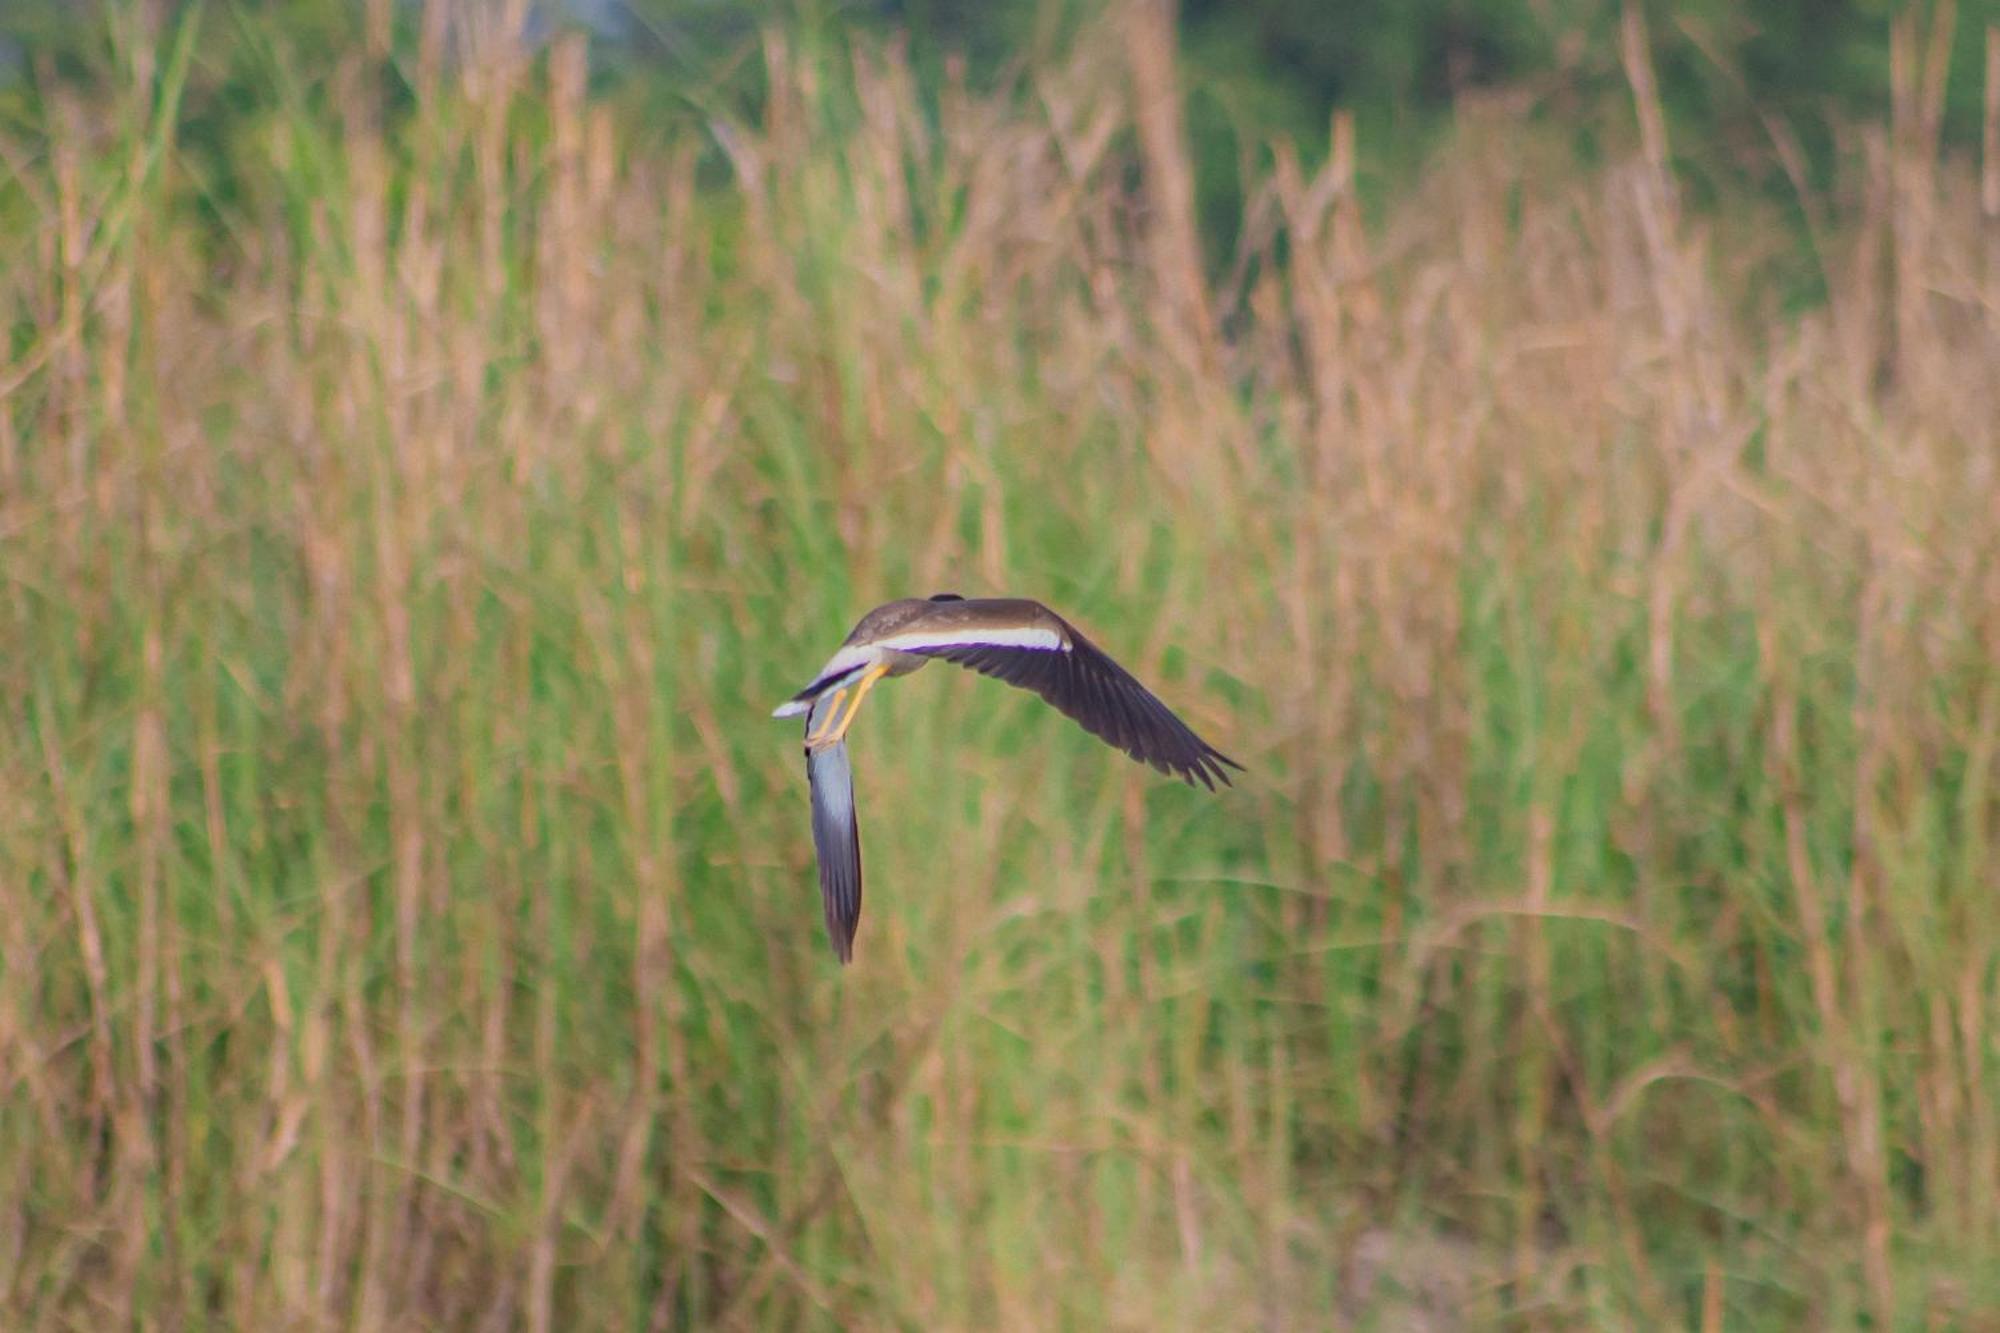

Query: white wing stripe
[815,644,877,680]
[812,625,1066,682]
[875,625,1067,653]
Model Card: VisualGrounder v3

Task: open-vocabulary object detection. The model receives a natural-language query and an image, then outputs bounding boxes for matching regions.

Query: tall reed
[2,3,1997,1327]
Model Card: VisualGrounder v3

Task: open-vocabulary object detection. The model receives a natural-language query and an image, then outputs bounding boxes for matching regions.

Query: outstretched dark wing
[899,599,1242,790]
[804,695,862,964]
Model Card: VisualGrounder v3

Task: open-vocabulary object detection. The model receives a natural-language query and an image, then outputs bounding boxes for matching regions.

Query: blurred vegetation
[3,0,2000,1328]
[5,0,1995,252]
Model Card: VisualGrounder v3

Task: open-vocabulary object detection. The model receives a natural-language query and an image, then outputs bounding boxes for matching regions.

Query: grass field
[3,3,1999,1328]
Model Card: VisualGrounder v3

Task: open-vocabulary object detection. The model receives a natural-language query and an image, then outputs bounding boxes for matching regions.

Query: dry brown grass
[2,2,1998,1327]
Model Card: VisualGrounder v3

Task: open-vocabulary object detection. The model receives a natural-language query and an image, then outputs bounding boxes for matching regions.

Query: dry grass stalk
[1,2,1997,1326]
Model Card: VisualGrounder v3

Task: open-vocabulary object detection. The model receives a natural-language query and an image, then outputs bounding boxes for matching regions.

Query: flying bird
[773,594,1241,963]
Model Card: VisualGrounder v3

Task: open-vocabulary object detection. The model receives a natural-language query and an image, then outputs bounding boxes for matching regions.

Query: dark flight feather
[804,695,863,963]
[904,603,1242,789]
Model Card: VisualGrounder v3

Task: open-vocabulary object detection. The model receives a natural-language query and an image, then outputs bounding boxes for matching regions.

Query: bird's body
[775,594,1240,962]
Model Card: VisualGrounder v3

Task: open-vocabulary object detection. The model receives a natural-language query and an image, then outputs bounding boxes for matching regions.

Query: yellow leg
[807,687,848,746]
[808,664,888,748]
[827,664,888,742]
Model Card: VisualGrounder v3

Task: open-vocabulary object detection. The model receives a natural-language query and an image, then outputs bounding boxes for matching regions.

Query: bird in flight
[773,594,1241,963]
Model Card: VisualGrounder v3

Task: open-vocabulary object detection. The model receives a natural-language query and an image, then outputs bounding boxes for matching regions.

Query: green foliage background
[2,1,1998,1328]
